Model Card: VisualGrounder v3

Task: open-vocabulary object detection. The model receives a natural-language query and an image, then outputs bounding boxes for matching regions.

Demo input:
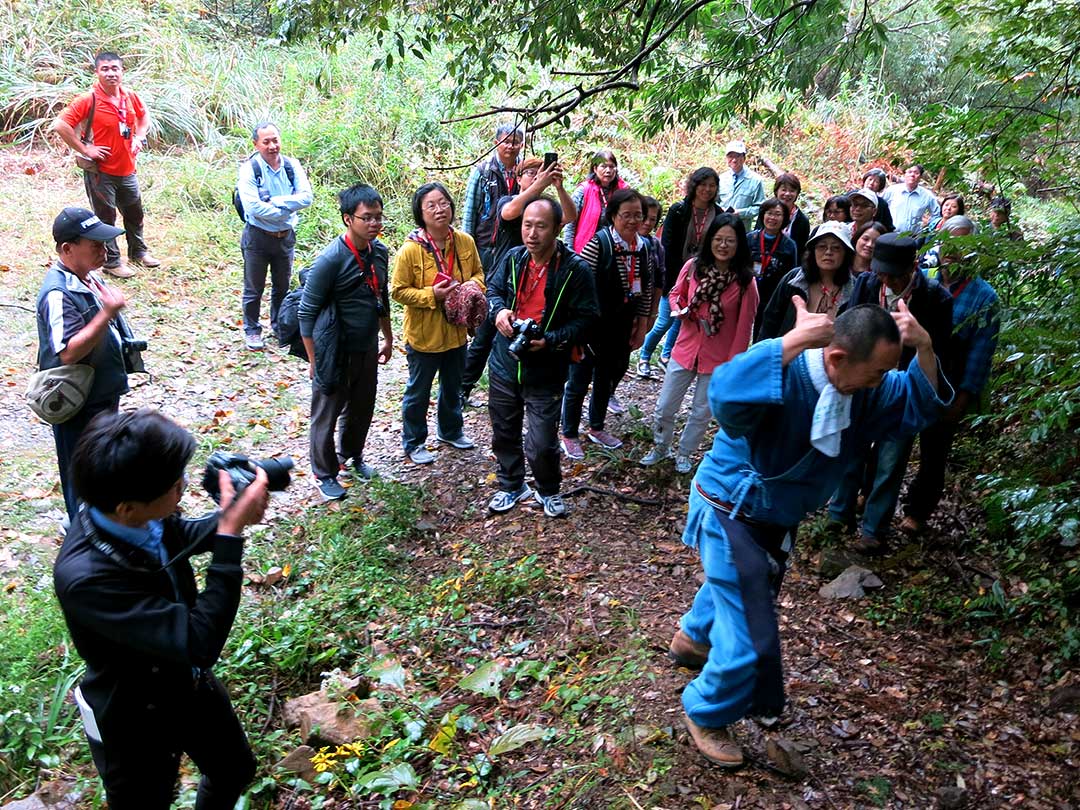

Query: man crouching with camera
[486,197,598,518]
[53,408,269,809]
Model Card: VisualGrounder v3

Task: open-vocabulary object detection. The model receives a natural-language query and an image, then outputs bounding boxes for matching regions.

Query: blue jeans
[640,296,680,362]
[401,345,466,453]
[829,437,915,538]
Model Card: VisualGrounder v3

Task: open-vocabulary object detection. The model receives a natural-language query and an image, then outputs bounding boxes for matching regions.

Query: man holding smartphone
[53,51,160,277]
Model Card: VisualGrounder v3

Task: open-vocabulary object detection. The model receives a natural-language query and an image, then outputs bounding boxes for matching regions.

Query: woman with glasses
[639,167,722,379]
[391,182,485,464]
[560,188,655,458]
[757,221,855,340]
[747,197,798,340]
[563,149,628,254]
[639,214,758,474]
[821,195,853,224]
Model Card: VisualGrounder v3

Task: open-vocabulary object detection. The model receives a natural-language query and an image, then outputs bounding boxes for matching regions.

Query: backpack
[275,286,308,360]
[233,155,296,222]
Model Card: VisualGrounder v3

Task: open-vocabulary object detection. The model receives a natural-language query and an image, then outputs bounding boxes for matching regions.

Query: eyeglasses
[350,214,385,224]
[520,169,538,178]
[814,241,844,253]
[712,238,739,247]
[422,201,452,212]
[616,212,643,222]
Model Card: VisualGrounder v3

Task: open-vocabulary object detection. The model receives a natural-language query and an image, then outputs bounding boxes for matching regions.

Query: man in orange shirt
[53,51,160,278]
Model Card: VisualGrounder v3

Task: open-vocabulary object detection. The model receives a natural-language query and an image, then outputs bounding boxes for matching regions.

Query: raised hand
[891,298,932,351]
[791,295,834,348]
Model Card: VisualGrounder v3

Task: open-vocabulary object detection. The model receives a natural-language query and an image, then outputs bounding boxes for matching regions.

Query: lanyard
[878,274,915,311]
[758,232,781,273]
[691,207,709,248]
[503,165,518,195]
[95,85,128,123]
[420,229,456,281]
[949,278,971,299]
[615,236,640,299]
[342,235,380,301]
[598,183,612,212]
[520,253,559,309]
[815,282,840,314]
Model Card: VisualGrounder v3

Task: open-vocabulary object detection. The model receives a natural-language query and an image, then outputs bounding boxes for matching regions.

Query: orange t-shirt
[514,260,548,324]
[59,84,146,177]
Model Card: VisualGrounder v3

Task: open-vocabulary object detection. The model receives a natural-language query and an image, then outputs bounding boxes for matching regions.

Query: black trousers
[561,315,634,436]
[309,349,379,480]
[488,373,563,496]
[53,396,120,518]
[241,224,295,335]
[88,674,256,810]
[904,420,960,522]
[462,313,497,394]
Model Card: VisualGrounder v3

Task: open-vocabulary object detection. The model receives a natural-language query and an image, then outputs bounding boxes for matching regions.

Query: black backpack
[232,155,296,223]
[274,266,309,358]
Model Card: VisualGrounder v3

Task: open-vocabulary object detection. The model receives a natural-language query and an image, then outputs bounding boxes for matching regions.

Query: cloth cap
[724,140,747,155]
[871,232,918,276]
[806,220,854,252]
[847,188,878,207]
[53,207,124,244]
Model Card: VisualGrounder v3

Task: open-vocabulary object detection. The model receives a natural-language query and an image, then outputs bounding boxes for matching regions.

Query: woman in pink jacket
[639,214,758,473]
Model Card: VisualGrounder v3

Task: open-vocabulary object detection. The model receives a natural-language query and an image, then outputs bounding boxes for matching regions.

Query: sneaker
[640,446,672,467]
[534,491,568,518]
[131,253,161,268]
[669,629,710,670]
[636,360,653,379]
[683,714,744,769]
[407,446,436,464]
[245,333,265,351]
[101,262,135,279]
[316,477,346,501]
[436,433,476,450]
[585,428,622,449]
[488,483,533,513]
[608,395,626,415]
[852,532,887,555]
[560,436,585,460]
[341,460,377,481]
[657,354,671,370]
[674,454,693,474]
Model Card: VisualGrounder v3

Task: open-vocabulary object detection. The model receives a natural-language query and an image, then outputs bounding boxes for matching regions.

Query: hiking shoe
[131,253,161,268]
[534,491,568,518]
[437,433,476,450]
[636,359,653,379]
[675,454,693,474]
[101,262,135,278]
[899,515,924,535]
[244,333,265,351]
[407,446,436,464]
[341,460,377,481]
[489,483,533,513]
[684,714,744,769]
[852,532,887,555]
[640,446,672,467]
[560,436,585,460]
[608,395,627,415]
[586,428,622,449]
[657,354,671,370]
[669,629,710,670]
[316,477,346,501]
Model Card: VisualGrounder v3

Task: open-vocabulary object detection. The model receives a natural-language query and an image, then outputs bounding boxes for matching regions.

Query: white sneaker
[534,491,568,518]
[488,483,534,513]
[407,446,436,464]
[639,446,672,466]
[675,455,694,474]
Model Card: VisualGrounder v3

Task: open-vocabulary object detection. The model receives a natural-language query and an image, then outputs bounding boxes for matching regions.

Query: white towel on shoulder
[805,348,852,457]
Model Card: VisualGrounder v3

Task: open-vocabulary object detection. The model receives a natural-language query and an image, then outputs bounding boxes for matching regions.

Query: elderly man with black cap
[717,140,765,229]
[827,233,953,552]
[35,207,130,518]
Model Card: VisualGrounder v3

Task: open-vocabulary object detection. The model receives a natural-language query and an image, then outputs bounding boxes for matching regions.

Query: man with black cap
[36,207,130,518]
[828,233,953,551]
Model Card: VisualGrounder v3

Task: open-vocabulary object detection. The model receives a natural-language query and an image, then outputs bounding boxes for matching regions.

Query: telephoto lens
[201,452,294,503]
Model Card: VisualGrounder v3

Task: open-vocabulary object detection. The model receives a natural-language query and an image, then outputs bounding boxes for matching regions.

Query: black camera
[201,451,294,504]
[507,317,544,360]
[113,312,147,374]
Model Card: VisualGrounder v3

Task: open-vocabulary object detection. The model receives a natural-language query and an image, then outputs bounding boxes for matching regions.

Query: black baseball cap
[52,207,124,244]
[871,232,917,276]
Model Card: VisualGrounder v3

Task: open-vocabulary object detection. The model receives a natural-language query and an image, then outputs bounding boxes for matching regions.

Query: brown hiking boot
[899,515,924,535]
[669,629,710,670]
[684,714,744,768]
[852,532,886,555]
[101,261,135,278]
[131,253,161,268]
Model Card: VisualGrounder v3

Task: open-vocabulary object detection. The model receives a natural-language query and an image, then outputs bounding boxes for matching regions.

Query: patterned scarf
[690,259,737,333]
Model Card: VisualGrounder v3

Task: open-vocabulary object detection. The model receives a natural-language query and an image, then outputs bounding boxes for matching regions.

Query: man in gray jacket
[299,184,393,500]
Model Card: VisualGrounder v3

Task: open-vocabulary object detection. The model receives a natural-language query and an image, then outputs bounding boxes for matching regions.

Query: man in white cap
[847,188,880,233]
[36,207,131,518]
[717,140,765,229]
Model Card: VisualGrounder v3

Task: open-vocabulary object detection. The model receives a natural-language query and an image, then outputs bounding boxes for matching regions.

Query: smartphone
[543,152,557,170]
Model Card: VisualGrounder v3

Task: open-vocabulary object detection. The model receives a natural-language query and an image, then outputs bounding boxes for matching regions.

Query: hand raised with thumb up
[791,295,834,348]
[891,298,932,352]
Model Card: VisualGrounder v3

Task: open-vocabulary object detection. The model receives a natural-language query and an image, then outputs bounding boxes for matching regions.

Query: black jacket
[842,270,953,370]
[788,208,811,257]
[53,509,243,740]
[486,241,599,388]
[660,200,724,293]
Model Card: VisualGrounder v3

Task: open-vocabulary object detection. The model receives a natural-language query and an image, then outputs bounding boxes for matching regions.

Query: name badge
[753,261,763,277]
[631,277,642,296]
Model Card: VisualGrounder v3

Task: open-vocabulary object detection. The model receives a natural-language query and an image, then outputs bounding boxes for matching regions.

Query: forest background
[0,0,1077,807]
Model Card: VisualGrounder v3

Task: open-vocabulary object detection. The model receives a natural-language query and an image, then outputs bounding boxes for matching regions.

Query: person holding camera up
[485,197,598,517]
[53,408,270,809]
[35,208,131,519]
